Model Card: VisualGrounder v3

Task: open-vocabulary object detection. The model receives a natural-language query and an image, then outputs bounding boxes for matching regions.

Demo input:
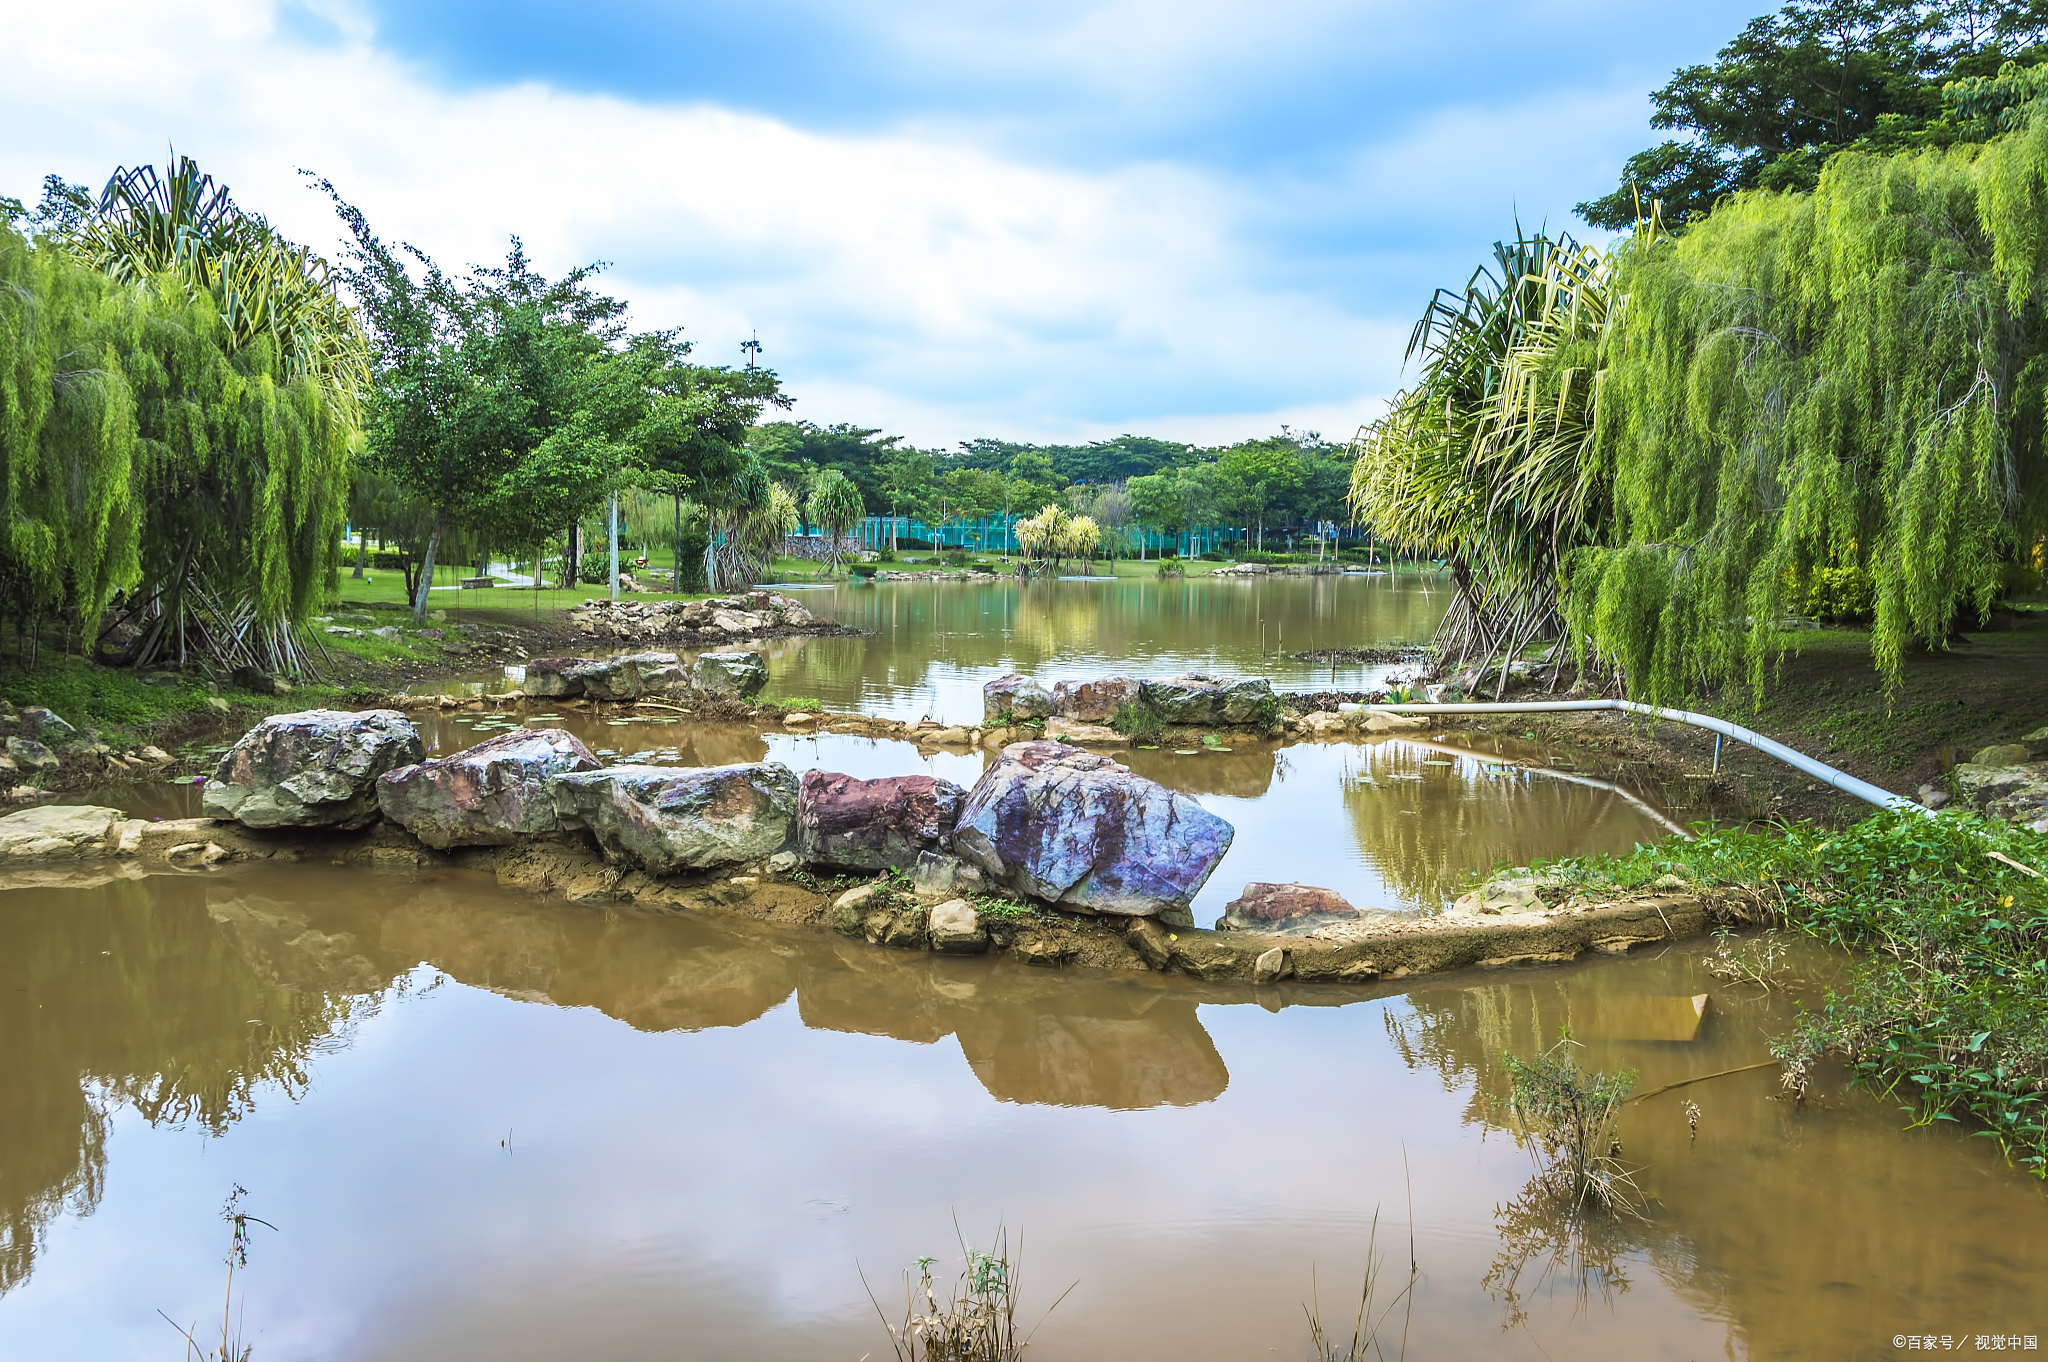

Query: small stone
[922,726,972,746]
[138,746,174,765]
[782,712,817,727]
[1650,873,1690,891]
[1917,784,1952,810]
[911,849,986,900]
[206,697,232,713]
[833,883,878,912]
[1043,717,1126,745]
[766,850,800,874]
[1480,878,1544,912]
[928,898,988,954]
[1252,946,1292,985]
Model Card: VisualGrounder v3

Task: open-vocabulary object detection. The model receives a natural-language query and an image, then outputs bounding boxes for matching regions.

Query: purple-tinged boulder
[798,770,966,870]
[1217,882,1359,932]
[1053,677,1140,723]
[952,740,1233,918]
[551,762,798,872]
[375,728,600,848]
[984,674,1057,724]
[203,709,424,829]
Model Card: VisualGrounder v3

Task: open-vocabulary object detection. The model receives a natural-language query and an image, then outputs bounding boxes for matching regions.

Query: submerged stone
[204,709,425,830]
[552,762,799,873]
[376,728,601,848]
[797,770,965,870]
[953,739,1233,918]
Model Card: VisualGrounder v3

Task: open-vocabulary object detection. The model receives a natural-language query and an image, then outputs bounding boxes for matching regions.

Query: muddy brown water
[424,572,1451,719]
[14,573,2044,1356]
[2,866,2043,1360]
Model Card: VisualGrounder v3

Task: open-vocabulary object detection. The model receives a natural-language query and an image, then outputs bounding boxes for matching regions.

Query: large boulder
[1053,677,1140,722]
[1138,674,1275,725]
[692,650,768,698]
[376,728,601,848]
[204,709,425,829]
[952,740,1234,917]
[5,737,58,773]
[524,657,598,698]
[575,651,685,701]
[1218,882,1359,931]
[18,706,76,741]
[798,770,966,870]
[984,674,1057,723]
[551,762,798,872]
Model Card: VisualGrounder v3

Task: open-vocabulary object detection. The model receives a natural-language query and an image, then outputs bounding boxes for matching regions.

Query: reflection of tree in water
[1482,1178,1642,1330]
[0,879,376,1295]
[1343,746,1648,911]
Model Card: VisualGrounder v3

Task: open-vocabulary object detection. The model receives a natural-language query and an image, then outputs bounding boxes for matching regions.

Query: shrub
[1502,1030,1638,1213]
[1197,550,1226,562]
[851,564,879,579]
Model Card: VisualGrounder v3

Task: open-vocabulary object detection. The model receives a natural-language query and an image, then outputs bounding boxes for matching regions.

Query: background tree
[804,467,864,574]
[1217,437,1307,550]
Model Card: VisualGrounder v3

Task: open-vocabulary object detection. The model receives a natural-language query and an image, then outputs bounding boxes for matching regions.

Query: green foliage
[1551,809,2048,1173]
[805,467,865,573]
[1108,700,1164,743]
[0,220,141,632]
[1578,0,2048,229]
[1571,132,2048,699]
[1501,1030,1638,1212]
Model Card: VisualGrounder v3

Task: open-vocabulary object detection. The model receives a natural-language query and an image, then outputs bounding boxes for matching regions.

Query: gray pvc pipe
[1363,699,1925,815]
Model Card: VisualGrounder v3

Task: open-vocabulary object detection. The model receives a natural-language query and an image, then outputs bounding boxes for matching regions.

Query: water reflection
[0,879,367,1293]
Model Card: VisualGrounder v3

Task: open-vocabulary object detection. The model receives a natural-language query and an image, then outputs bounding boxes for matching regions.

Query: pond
[434,573,1452,720]
[1,867,2042,1361]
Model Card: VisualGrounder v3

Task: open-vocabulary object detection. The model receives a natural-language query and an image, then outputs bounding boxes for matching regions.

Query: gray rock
[692,650,768,698]
[911,849,987,900]
[1052,677,1140,722]
[19,707,76,741]
[575,651,685,701]
[798,770,965,870]
[1137,674,1275,725]
[0,805,122,859]
[953,740,1234,917]
[550,762,798,872]
[928,898,988,954]
[984,674,1057,723]
[1973,743,2034,767]
[204,709,425,829]
[5,737,58,773]
[524,657,597,698]
[376,728,601,848]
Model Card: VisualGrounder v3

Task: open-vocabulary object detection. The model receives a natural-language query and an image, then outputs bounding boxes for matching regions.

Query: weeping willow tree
[1348,232,1617,693]
[66,158,366,673]
[0,220,143,664]
[1569,109,2048,702]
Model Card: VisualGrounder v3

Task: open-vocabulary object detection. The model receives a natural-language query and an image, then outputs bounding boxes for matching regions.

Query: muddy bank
[0,802,1726,987]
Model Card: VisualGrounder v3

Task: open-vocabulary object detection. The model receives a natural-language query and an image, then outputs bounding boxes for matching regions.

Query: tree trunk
[673,494,683,597]
[353,531,367,579]
[607,492,620,602]
[565,523,582,587]
[412,519,442,624]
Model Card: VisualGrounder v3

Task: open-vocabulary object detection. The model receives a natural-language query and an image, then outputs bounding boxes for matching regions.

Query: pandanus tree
[804,467,864,574]
[1014,503,1100,575]
[53,158,367,673]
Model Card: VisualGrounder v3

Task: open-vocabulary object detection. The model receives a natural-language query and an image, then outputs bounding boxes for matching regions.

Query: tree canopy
[1580,0,2048,229]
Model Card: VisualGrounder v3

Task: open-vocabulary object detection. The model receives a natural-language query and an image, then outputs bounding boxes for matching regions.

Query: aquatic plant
[1549,809,2048,1174]
[1500,1030,1640,1215]
[864,1224,1072,1362]
[160,1185,273,1362]
[1302,1207,1418,1362]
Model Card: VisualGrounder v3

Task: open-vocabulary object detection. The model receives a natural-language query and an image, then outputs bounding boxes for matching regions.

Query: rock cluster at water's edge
[552,763,799,872]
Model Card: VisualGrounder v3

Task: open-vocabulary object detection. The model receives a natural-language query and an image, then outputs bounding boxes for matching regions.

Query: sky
[1,0,1763,448]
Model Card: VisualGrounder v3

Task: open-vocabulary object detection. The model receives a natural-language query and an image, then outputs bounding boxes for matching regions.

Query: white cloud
[0,0,1641,445]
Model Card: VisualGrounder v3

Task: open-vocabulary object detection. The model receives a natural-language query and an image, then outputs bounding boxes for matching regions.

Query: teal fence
[851,516,1367,557]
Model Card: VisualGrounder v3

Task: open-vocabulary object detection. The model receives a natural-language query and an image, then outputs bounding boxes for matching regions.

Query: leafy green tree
[1217,437,1306,550]
[804,467,864,574]
[1579,0,2048,229]
[1128,465,1219,550]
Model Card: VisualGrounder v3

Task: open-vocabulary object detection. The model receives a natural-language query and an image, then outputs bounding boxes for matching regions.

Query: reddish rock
[376,728,601,848]
[1055,676,1140,722]
[798,770,966,870]
[1220,882,1359,929]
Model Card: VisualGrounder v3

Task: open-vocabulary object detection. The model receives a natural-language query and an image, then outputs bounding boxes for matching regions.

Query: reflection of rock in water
[797,951,1226,1108]
[1343,744,1644,911]
[0,877,367,1296]
[1121,746,1277,799]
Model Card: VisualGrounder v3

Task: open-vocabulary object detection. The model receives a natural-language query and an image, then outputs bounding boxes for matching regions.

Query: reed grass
[864,1223,1073,1362]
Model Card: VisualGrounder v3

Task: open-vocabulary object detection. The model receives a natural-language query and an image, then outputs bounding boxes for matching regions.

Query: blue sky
[3,0,1762,445]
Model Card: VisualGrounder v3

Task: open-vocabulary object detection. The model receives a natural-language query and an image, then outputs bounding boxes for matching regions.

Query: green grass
[1548,809,2048,1174]
[0,654,354,751]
